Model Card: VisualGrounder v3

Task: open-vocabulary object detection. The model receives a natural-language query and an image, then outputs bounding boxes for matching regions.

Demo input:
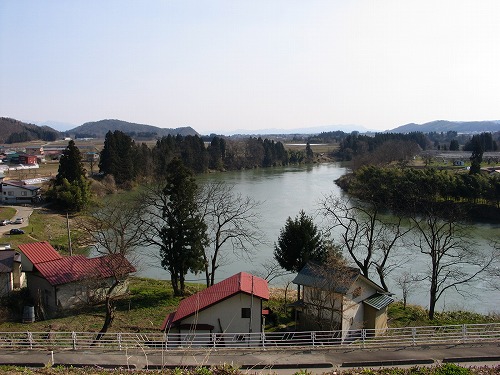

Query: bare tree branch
[198,181,264,286]
[74,195,144,338]
[319,194,410,291]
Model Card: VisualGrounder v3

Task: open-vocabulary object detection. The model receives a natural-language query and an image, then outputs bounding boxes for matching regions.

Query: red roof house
[18,241,62,270]
[162,272,269,336]
[18,242,135,313]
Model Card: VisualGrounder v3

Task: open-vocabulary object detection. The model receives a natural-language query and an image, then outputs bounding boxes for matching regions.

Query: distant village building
[18,154,38,165]
[25,145,44,156]
[1,180,41,204]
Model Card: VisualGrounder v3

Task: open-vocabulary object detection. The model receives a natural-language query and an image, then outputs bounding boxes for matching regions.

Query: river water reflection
[137,163,500,314]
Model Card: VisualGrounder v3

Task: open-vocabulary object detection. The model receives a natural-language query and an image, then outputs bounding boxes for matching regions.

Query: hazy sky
[1,1,499,134]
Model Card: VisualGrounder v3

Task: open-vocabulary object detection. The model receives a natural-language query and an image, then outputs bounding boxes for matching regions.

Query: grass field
[1,275,497,334]
[0,208,86,255]
[0,277,187,332]
[0,206,16,221]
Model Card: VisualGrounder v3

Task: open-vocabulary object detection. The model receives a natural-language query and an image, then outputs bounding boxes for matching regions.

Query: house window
[241,308,251,318]
[21,191,27,196]
[7,191,13,196]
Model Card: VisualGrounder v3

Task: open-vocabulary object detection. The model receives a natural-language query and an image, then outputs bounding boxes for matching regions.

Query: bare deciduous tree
[76,196,145,338]
[410,205,496,319]
[198,181,263,286]
[301,253,357,331]
[351,140,421,170]
[251,257,291,283]
[319,195,410,291]
[395,271,420,309]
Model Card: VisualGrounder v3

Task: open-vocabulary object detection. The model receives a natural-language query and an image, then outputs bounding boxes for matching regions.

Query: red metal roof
[35,254,136,286]
[161,272,269,330]
[18,242,62,265]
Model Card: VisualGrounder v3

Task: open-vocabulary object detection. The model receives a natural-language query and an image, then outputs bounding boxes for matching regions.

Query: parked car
[13,217,24,224]
[10,228,24,235]
[0,219,9,226]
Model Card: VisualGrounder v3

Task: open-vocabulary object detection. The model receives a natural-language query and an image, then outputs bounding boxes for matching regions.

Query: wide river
[137,163,500,315]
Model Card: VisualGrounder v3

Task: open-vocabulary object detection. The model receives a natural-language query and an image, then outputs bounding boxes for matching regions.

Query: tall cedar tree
[469,137,483,175]
[49,140,91,211]
[56,140,86,184]
[305,142,314,163]
[99,130,136,185]
[274,210,327,272]
[160,158,208,296]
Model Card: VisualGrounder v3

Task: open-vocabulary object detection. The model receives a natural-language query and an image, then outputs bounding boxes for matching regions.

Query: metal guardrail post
[2,323,499,351]
[27,331,33,349]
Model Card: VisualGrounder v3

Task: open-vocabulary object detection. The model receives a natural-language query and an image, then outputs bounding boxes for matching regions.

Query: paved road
[0,342,499,372]
[0,205,34,236]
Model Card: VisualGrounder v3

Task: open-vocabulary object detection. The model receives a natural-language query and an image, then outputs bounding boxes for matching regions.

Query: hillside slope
[390,120,500,133]
[67,119,198,138]
[0,117,60,143]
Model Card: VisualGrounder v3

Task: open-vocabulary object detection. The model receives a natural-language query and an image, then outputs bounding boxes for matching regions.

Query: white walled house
[0,250,25,296]
[18,242,135,313]
[293,262,393,341]
[161,272,269,347]
[1,180,41,204]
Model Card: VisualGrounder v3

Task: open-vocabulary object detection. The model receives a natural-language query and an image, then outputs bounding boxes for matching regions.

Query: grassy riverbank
[1,277,498,333]
[388,302,500,327]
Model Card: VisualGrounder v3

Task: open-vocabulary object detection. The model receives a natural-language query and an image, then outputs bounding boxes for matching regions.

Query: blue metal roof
[363,293,394,310]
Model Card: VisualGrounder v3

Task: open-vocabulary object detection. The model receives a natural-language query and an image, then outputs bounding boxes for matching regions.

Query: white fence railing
[0,323,499,352]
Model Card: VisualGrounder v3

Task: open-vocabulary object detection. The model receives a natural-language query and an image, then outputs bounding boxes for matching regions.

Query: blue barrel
[22,306,35,323]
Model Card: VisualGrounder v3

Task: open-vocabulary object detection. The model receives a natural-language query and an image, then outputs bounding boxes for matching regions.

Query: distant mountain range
[0,117,60,144]
[66,119,197,138]
[0,117,197,144]
[389,120,500,133]
[2,117,500,145]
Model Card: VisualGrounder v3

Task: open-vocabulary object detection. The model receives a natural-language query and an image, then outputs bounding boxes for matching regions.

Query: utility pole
[66,212,72,255]
[249,275,254,334]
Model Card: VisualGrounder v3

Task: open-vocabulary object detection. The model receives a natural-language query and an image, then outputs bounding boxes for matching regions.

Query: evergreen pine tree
[99,130,136,185]
[159,158,208,296]
[274,210,327,272]
[56,140,86,184]
[48,140,91,211]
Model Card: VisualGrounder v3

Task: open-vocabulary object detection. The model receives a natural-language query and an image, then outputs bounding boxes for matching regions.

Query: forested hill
[0,117,60,143]
[390,120,500,133]
[68,119,198,139]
